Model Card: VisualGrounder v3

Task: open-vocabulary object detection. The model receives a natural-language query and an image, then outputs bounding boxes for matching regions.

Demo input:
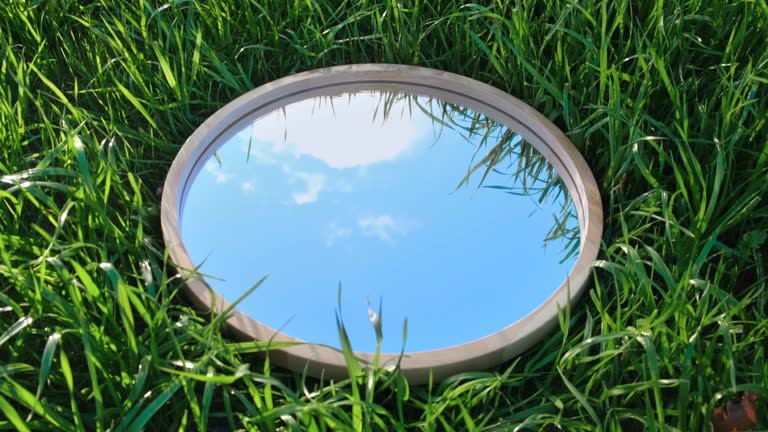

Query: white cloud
[335,181,354,193]
[204,160,218,173]
[241,181,254,192]
[204,160,232,184]
[358,214,410,241]
[283,167,326,205]
[326,223,353,247]
[325,214,415,246]
[240,141,277,164]
[247,92,434,169]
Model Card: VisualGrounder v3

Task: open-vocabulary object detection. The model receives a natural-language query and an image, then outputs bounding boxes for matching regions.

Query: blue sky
[182,92,578,353]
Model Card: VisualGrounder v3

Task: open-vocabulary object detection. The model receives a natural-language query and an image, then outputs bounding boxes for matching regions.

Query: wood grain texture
[160,64,603,384]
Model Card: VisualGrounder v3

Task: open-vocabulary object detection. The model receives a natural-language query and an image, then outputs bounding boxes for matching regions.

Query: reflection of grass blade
[411,95,574,248]
[246,123,255,164]
[267,89,572,246]
[246,88,579,277]
[456,137,506,190]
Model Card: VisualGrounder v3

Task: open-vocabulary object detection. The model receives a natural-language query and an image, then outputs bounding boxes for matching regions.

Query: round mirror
[161,64,602,383]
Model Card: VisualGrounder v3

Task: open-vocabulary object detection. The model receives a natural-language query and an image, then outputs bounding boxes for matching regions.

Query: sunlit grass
[1,0,767,430]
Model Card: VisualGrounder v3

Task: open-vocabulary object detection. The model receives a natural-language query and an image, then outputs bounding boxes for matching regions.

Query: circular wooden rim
[161,64,603,384]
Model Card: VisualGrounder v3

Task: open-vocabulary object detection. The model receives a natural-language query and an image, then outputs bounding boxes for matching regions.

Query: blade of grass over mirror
[1,0,767,430]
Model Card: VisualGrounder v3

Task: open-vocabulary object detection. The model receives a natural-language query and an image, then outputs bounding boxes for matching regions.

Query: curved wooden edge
[160,64,603,385]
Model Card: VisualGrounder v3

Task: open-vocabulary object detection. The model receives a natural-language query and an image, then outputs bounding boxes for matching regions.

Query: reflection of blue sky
[182,92,577,353]
[244,92,432,169]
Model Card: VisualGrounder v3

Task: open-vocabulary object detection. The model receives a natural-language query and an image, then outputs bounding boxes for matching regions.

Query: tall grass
[1,0,766,430]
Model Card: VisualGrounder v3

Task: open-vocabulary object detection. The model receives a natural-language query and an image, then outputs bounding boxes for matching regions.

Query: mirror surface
[182,91,579,353]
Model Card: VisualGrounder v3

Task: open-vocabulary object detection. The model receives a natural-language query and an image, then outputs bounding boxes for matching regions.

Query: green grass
[1,0,767,430]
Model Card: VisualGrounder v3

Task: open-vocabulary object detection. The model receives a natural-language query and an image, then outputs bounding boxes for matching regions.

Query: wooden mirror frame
[161,64,603,384]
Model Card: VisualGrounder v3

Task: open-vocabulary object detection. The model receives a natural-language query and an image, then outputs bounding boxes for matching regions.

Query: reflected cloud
[283,166,327,205]
[204,160,232,184]
[326,223,353,247]
[335,181,354,193]
[240,142,277,165]
[249,93,433,169]
[204,161,218,172]
[358,214,410,241]
[324,214,413,246]
[183,87,583,354]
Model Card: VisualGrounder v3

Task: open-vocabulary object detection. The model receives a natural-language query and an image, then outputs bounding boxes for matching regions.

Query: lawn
[1,0,766,430]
